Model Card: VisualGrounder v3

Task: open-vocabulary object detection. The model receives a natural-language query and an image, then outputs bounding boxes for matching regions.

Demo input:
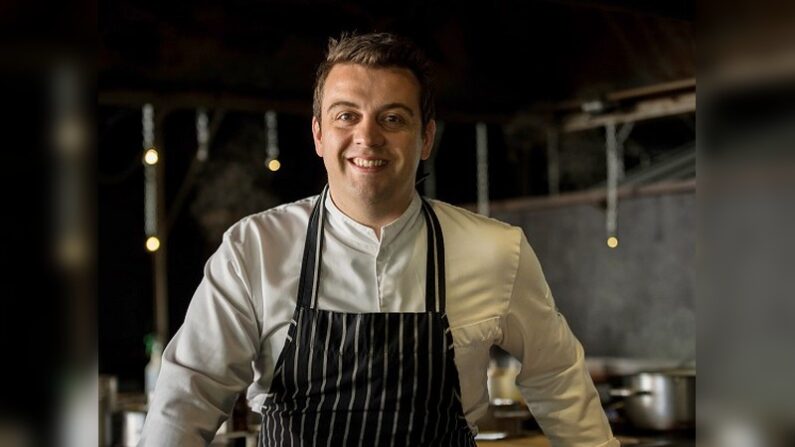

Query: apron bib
[259,187,475,446]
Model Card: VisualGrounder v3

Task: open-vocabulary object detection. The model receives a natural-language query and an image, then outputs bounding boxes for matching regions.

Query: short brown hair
[312,32,435,131]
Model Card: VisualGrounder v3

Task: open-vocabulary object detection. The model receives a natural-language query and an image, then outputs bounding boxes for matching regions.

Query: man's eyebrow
[326,101,359,113]
[380,103,414,116]
[326,101,415,117]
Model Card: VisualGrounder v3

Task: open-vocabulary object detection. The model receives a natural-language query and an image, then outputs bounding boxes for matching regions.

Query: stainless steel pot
[99,375,118,446]
[487,361,525,406]
[476,356,534,440]
[112,409,147,446]
[610,368,695,431]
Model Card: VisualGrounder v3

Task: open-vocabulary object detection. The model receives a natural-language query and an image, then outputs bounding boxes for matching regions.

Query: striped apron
[259,186,476,446]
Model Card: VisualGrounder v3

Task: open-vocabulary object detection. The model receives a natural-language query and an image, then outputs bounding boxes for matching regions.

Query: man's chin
[331,178,411,204]
[351,186,386,205]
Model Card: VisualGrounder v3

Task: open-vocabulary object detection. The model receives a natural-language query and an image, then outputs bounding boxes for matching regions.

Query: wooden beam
[609,78,695,101]
[536,78,695,112]
[561,91,695,132]
[99,90,312,116]
[462,178,695,213]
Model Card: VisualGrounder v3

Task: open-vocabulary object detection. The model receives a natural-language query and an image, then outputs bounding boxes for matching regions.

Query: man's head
[312,32,435,133]
[311,32,437,222]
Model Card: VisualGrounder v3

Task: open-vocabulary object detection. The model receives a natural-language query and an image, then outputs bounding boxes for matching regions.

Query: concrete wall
[492,192,695,362]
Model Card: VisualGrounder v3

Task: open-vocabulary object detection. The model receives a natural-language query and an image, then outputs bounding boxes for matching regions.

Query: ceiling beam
[463,178,695,214]
[539,0,693,22]
[99,90,312,116]
[561,91,696,132]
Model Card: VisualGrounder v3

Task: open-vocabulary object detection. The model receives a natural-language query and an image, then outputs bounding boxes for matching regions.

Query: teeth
[352,158,386,168]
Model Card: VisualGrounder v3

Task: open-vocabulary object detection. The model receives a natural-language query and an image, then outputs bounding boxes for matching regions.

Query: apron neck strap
[420,198,446,313]
[297,186,446,313]
[296,185,328,309]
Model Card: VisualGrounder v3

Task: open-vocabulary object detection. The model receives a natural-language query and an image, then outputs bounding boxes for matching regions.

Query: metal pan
[610,368,695,431]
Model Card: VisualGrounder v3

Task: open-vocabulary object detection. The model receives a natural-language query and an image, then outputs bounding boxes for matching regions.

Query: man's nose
[353,116,386,148]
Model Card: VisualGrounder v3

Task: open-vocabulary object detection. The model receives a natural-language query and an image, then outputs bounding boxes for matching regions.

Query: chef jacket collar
[324,191,423,253]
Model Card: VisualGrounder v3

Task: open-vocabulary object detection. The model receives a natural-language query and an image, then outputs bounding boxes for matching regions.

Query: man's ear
[312,116,323,157]
[421,119,437,160]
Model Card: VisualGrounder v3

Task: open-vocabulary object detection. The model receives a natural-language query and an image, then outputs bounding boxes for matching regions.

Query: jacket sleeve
[498,232,619,447]
[139,230,261,446]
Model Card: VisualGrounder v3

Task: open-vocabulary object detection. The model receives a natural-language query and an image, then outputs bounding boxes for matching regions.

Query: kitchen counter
[477,432,696,446]
[477,433,550,446]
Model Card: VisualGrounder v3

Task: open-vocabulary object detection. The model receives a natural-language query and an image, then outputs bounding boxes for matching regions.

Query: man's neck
[328,190,413,240]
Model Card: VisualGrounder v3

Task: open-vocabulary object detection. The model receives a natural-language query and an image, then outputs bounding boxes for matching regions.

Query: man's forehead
[322,64,421,112]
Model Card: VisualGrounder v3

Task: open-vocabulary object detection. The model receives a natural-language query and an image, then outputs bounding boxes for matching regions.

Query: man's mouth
[349,157,388,168]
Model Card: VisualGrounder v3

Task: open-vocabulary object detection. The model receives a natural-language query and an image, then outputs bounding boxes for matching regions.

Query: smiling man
[140,33,618,447]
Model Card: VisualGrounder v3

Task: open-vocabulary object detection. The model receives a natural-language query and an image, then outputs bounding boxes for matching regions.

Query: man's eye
[383,115,405,124]
[337,112,356,121]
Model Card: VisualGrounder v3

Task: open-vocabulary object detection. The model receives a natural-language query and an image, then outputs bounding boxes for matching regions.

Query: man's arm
[139,231,261,446]
[498,232,619,447]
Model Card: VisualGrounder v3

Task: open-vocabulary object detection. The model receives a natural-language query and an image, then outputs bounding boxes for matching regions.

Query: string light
[143,148,159,165]
[607,236,619,248]
[146,236,161,252]
[142,104,158,249]
[196,109,209,161]
[265,110,280,172]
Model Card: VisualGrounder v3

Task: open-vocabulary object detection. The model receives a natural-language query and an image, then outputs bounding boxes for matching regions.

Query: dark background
[98,0,694,391]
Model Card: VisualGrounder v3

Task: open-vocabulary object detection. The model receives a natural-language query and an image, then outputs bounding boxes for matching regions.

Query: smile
[349,158,388,168]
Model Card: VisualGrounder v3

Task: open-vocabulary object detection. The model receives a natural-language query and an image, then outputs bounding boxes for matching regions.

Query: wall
[492,192,695,361]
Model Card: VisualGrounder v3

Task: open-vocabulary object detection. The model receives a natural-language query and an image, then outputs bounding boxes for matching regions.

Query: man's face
[312,63,436,214]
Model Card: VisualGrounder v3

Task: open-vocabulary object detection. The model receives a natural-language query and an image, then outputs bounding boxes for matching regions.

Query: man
[140,32,618,446]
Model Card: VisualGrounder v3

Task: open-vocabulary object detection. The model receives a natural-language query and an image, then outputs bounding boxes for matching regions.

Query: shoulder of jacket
[222,195,318,241]
[425,198,525,257]
[426,199,520,234]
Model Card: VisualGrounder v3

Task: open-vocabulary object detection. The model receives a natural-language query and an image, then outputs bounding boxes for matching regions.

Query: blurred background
[98,0,695,386]
[5,0,795,445]
[95,1,698,445]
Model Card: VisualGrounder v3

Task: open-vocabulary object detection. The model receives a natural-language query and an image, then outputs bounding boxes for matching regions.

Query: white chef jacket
[140,192,618,447]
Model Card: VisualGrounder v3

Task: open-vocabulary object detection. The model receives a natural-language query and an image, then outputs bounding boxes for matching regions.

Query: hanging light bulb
[605,121,619,249]
[143,148,159,165]
[196,109,209,161]
[265,110,280,172]
[267,159,281,171]
[142,104,158,247]
[146,236,161,252]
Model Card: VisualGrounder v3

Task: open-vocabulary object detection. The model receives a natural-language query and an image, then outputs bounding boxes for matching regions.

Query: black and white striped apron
[259,186,476,446]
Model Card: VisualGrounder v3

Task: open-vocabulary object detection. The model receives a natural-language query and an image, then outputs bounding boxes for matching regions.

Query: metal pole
[153,114,169,343]
[423,121,444,199]
[605,121,619,247]
[476,122,489,216]
[546,128,560,195]
[143,104,169,344]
